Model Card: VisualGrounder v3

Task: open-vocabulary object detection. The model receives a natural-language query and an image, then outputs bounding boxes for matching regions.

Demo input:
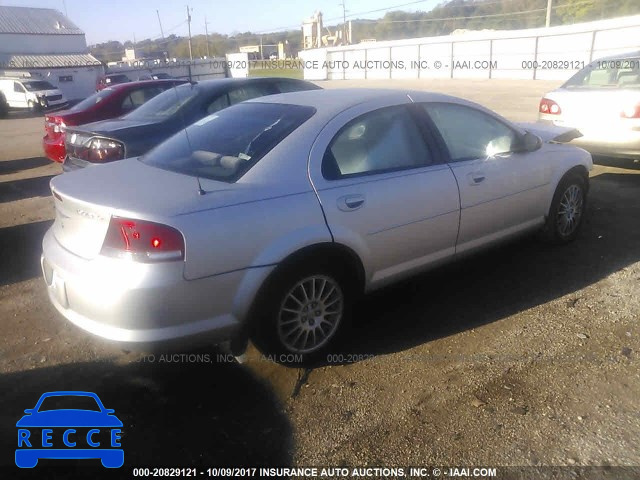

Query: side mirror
[24,409,34,414]
[520,132,542,152]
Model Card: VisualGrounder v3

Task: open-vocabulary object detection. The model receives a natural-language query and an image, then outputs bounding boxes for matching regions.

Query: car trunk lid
[50,159,242,259]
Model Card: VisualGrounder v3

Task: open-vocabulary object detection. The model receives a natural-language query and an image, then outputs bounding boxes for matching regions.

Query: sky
[4,0,441,45]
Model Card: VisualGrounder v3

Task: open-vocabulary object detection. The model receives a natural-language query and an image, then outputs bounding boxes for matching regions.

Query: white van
[0,78,68,112]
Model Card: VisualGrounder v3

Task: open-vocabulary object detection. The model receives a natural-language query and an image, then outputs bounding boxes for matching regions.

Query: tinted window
[422,103,518,162]
[323,105,431,179]
[69,88,115,111]
[206,93,230,114]
[564,58,640,89]
[124,84,198,121]
[23,81,56,91]
[142,103,315,183]
[121,86,165,111]
[228,84,275,105]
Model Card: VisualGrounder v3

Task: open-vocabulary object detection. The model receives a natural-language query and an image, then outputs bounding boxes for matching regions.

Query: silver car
[42,89,592,362]
[539,51,640,160]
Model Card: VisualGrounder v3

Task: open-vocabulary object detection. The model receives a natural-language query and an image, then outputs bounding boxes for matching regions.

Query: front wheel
[252,263,353,364]
[540,172,587,244]
[28,100,41,114]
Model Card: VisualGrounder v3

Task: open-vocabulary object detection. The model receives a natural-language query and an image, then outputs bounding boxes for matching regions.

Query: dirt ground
[0,79,639,478]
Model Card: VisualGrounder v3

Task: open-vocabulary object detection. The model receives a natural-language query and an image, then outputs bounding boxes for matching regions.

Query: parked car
[96,74,131,91]
[0,78,67,112]
[42,89,592,362]
[62,77,321,171]
[539,50,640,160]
[43,79,187,163]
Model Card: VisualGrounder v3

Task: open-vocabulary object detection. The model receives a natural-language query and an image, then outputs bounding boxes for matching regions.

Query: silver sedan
[539,51,640,160]
[42,89,593,362]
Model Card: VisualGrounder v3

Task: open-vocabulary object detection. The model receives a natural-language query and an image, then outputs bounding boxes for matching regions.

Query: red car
[43,79,186,163]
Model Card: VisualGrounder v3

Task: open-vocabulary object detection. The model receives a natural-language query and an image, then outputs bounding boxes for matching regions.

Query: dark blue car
[16,391,123,468]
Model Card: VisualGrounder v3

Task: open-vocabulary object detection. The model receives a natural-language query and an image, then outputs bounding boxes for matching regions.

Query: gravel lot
[0,79,638,478]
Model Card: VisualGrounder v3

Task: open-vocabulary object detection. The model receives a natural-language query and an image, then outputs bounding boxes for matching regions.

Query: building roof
[0,53,100,69]
[0,6,84,35]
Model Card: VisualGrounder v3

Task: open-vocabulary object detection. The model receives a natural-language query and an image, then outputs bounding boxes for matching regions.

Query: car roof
[109,78,187,90]
[248,88,467,117]
[179,76,313,92]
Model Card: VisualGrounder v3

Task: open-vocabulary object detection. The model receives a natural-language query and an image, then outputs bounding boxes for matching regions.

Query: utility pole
[204,16,211,58]
[186,5,193,61]
[340,2,347,44]
[62,0,68,17]
[545,0,552,27]
[156,10,165,39]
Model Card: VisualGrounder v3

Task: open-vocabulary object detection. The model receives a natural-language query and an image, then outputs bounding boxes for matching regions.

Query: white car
[539,51,640,160]
[42,89,592,362]
[0,78,67,112]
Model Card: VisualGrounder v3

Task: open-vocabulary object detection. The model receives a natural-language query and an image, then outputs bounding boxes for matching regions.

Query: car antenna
[171,82,206,196]
[196,176,205,196]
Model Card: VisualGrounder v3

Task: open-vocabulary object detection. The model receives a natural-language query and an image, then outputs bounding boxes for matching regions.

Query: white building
[0,6,103,100]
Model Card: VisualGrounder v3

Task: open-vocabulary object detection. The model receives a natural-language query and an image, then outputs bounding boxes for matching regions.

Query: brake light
[86,138,124,162]
[45,116,66,134]
[621,104,640,119]
[100,217,184,262]
[539,98,561,115]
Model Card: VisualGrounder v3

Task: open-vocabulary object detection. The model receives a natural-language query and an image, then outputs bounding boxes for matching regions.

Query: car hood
[516,122,583,143]
[16,410,123,428]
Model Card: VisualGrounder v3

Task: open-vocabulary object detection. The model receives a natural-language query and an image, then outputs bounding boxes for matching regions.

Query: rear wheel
[540,172,587,244]
[0,93,8,118]
[252,262,353,364]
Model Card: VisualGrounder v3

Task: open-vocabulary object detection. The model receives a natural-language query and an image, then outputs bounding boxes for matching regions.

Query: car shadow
[0,220,53,287]
[0,157,52,176]
[327,171,640,363]
[0,175,55,204]
[0,356,292,475]
[593,155,640,170]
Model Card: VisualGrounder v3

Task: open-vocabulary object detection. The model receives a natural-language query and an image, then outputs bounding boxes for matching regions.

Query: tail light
[45,116,66,134]
[67,135,125,163]
[539,98,561,115]
[620,104,640,119]
[101,217,184,263]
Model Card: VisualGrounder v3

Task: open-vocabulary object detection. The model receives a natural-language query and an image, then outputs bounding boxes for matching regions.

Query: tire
[28,100,41,114]
[539,172,587,244]
[0,94,7,118]
[252,261,354,365]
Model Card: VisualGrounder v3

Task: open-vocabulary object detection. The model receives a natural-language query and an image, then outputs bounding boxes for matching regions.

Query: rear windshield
[23,81,56,91]
[141,102,315,183]
[69,88,115,111]
[124,84,198,121]
[564,58,640,89]
[106,74,130,83]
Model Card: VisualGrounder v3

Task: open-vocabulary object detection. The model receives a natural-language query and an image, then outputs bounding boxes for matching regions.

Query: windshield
[564,58,640,89]
[38,395,101,412]
[69,88,115,112]
[123,84,198,121]
[142,102,315,183]
[106,74,129,83]
[23,81,56,91]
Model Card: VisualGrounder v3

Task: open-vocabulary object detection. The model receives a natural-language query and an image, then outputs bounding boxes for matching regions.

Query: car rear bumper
[62,155,93,172]
[41,227,260,349]
[539,116,640,159]
[43,137,65,163]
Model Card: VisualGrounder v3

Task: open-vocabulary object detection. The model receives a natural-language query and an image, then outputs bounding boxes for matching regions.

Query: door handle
[467,172,486,185]
[337,194,365,211]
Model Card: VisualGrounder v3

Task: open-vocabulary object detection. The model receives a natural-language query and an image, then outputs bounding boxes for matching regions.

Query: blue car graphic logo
[15,391,123,468]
